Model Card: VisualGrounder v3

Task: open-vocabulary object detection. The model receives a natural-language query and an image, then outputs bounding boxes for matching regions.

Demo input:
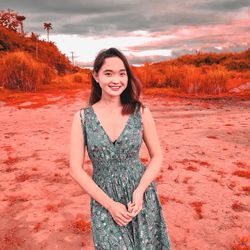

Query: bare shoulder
[73,108,85,125]
[74,110,81,120]
[139,105,153,122]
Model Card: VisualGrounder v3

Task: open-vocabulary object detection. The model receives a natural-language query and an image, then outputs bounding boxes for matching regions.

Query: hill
[0,25,73,75]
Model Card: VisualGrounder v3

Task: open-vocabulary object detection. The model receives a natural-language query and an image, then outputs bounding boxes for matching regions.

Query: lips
[109,85,121,91]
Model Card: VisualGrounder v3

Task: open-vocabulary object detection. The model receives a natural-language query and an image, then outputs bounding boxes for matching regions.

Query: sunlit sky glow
[1,0,249,66]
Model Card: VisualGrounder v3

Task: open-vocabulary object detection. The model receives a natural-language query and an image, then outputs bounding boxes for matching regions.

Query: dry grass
[183,176,192,184]
[231,201,249,212]
[70,215,91,234]
[15,173,32,182]
[232,170,250,179]
[134,63,249,94]
[231,236,250,250]
[0,228,24,250]
[242,186,250,194]
[3,194,29,206]
[159,195,169,205]
[155,174,164,183]
[190,201,204,219]
[0,51,54,91]
[33,222,43,232]
[186,165,199,172]
[44,204,59,212]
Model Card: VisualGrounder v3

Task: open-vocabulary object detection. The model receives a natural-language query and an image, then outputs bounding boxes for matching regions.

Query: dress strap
[79,107,87,146]
[134,103,143,129]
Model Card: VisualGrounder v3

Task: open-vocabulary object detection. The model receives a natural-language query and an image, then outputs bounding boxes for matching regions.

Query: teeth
[109,86,121,89]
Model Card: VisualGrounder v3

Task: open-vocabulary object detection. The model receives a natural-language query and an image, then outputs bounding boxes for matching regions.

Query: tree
[43,22,52,42]
[16,15,26,34]
[0,9,20,32]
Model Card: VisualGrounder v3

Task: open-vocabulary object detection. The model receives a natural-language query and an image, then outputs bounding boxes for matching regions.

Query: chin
[106,87,126,96]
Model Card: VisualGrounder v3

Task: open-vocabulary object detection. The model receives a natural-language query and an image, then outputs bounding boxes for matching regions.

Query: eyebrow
[103,69,126,73]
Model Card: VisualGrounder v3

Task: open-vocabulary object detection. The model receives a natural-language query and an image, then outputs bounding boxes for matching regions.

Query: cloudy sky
[1,0,249,66]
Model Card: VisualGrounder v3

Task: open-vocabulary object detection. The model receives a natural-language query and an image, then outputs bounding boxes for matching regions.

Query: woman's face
[93,57,128,98]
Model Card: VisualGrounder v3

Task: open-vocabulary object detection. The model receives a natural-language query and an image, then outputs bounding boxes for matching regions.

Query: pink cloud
[128,15,250,53]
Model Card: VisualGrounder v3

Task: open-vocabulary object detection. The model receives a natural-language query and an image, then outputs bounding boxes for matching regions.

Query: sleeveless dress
[79,104,172,250]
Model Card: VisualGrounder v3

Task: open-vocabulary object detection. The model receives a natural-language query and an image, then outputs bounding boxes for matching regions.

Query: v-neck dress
[79,104,172,250]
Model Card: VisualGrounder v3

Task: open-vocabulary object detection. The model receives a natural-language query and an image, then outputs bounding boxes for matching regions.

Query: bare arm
[69,110,114,210]
[136,106,163,193]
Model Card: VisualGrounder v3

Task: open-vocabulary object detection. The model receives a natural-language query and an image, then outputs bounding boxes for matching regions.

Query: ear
[92,71,99,83]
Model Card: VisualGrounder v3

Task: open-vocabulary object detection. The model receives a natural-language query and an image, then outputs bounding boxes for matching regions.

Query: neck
[99,95,122,108]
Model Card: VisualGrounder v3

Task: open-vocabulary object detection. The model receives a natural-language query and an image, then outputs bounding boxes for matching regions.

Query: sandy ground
[0,89,249,250]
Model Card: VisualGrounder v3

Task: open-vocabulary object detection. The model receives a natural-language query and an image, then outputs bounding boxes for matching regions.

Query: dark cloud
[0,0,247,35]
[1,0,248,64]
[0,0,134,14]
[195,0,250,11]
[0,0,140,34]
[58,12,150,35]
[127,35,227,52]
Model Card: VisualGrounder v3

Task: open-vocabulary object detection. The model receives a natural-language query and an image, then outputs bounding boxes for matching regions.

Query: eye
[120,72,127,76]
[105,72,112,76]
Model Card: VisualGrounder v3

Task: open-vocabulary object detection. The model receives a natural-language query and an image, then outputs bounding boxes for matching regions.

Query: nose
[111,76,120,84]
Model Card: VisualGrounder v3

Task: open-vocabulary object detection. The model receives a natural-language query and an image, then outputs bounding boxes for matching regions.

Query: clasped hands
[108,188,144,227]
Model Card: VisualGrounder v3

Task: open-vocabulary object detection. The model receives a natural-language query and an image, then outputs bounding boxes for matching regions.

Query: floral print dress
[79,104,172,250]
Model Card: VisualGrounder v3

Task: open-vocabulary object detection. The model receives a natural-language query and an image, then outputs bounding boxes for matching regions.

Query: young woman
[69,48,172,249]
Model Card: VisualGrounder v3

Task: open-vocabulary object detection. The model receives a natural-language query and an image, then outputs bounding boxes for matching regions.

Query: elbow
[150,154,163,172]
[154,153,163,164]
[156,153,163,171]
[69,166,85,179]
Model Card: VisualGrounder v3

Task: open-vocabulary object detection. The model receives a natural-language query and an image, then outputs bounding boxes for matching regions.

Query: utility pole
[36,34,40,60]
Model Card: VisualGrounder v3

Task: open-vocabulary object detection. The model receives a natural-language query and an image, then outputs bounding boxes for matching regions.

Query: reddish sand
[0,89,249,250]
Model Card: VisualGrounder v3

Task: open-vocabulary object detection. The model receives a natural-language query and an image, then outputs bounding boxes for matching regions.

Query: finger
[117,216,127,226]
[125,212,133,219]
[127,201,135,207]
[131,206,141,216]
[127,204,135,213]
[126,212,133,219]
[128,204,135,211]
[120,212,132,221]
[116,219,122,226]
[133,207,143,216]
[119,216,131,226]
[122,207,133,218]
[131,204,139,212]
[121,211,133,221]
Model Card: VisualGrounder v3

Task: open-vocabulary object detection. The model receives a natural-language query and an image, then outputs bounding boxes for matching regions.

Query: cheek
[99,77,110,86]
[123,77,128,85]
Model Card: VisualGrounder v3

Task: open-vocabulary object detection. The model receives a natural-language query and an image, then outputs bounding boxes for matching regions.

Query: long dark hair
[89,47,145,115]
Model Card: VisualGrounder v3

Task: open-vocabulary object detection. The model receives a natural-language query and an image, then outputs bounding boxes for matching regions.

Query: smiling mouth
[109,85,121,91]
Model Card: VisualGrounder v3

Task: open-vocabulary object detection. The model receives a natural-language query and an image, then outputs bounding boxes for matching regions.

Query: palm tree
[43,22,52,42]
[16,15,26,34]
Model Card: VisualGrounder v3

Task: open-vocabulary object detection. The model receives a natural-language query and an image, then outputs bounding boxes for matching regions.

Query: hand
[127,188,144,217]
[107,200,134,226]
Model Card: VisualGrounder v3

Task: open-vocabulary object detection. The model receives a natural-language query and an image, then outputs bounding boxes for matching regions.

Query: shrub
[40,63,55,85]
[0,51,41,91]
[134,63,229,94]
[0,51,55,90]
[73,73,83,83]
[180,65,228,94]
